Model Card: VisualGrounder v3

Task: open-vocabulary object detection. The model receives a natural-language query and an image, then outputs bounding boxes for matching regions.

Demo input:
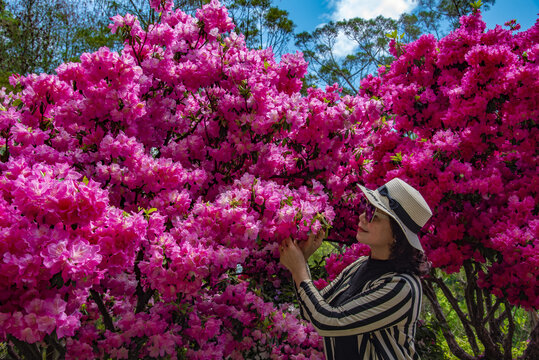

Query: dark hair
[389,218,431,277]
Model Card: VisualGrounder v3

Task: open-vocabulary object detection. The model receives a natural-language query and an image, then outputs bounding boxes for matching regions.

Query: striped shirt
[295,256,422,360]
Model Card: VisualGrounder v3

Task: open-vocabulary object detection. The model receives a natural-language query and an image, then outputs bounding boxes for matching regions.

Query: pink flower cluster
[182,282,323,359]
[0,0,342,357]
[0,0,537,357]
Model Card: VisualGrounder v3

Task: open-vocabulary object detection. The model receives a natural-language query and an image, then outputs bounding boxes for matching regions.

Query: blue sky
[272,0,538,56]
[275,0,538,34]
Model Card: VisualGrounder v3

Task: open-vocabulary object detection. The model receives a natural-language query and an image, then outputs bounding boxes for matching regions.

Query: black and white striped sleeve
[296,274,416,337]
[294,257,366,321]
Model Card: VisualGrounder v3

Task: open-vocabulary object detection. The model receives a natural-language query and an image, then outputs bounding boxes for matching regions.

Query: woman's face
[356,208,395,258]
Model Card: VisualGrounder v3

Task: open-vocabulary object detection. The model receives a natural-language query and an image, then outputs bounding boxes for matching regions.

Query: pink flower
[196,0,235,36]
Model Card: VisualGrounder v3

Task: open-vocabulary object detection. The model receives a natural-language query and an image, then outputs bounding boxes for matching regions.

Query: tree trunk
[520,312,539,360]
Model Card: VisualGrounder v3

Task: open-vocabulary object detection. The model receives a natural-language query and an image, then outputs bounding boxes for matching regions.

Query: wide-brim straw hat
[357,178,432,252]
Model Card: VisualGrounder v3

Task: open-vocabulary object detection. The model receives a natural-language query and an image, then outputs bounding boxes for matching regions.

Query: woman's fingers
[315,231,324,244]
[279,237,298,259]
[279,238,305,273]
[280,233,323,262]
[279,237,290,251]
[297,238,309,250]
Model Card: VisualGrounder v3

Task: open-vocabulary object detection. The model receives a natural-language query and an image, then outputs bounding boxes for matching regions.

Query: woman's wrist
[292,263,310,288]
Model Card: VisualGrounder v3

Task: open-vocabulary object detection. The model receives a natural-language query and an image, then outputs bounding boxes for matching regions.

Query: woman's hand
[298,229,325,260]
[279,237,309,288]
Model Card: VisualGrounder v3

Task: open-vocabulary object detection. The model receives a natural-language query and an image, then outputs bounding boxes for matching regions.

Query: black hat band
[377,185,422,234]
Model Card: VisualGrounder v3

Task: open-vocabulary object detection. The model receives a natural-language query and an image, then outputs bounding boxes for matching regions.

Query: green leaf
[390,152,403,163]
[49,272,64,289]
[319,215,330,227]
[470,0,483,11]
[82,176,89,185]
[264,60,270,69]
[386,30,398,39]
[0,145,7,159]
[280,195,294,207]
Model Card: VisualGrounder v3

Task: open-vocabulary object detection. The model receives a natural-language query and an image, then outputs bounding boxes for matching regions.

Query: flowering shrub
[0,0,537,358]
[0,0,357,358]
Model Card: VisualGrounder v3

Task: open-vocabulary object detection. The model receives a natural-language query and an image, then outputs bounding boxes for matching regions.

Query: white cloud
[333,33,357,57]
[328,0,416,57]
[314,21,355,58]
[330,0,416,21]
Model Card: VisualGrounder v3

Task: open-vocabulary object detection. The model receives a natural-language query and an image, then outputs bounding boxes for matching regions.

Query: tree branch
[502,300,514,360]
[134,248,155,313]
[90,289,115,332]
[462,262,500,358]
[520,313,539,360]
[44,333,66,358]
[431,273,479,355]
[7,334,41,359]
[482,295,502,325]
[462,262,481,355]
[422,279,474,360]
[482,287,503,345]
[451,0,463,17]
[6,342,21,360]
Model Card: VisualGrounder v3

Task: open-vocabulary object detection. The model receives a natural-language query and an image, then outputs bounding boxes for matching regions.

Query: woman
[279,178,432,360]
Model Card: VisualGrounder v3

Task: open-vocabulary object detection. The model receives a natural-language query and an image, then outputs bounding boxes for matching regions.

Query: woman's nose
[358,212,366,224]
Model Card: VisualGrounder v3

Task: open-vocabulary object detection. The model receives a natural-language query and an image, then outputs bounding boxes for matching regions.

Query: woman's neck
[370,246,391,260]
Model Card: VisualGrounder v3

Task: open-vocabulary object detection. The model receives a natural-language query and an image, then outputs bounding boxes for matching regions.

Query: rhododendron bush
[0,0,537,358]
